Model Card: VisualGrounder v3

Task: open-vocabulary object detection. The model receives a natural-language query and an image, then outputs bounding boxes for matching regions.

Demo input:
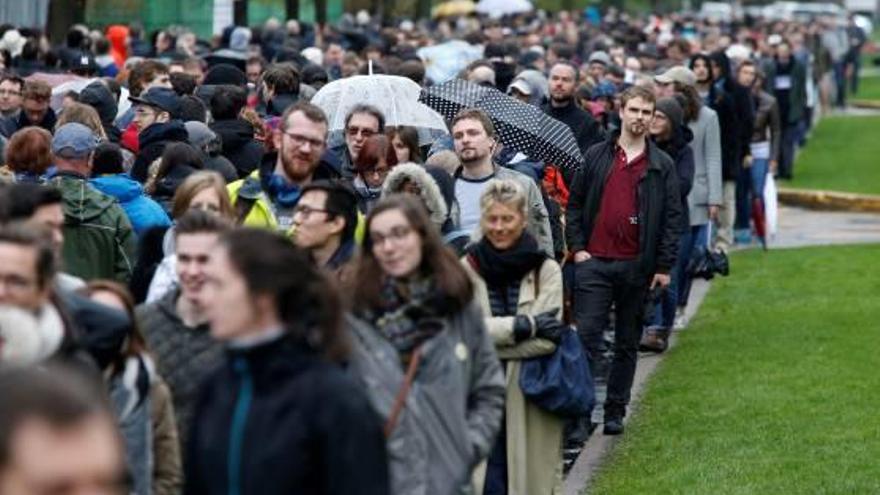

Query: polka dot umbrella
[419,78,585,172]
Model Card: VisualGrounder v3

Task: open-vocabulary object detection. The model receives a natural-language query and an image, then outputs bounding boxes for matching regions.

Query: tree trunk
[286,0,299,20]
[416,0,431,20]
[316,0,327,24]
[234,0,248,26]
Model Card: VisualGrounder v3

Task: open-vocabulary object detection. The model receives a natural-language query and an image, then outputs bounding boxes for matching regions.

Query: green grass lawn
[587,245,880,495]
[853,75,880,102]
[788,115,880,195]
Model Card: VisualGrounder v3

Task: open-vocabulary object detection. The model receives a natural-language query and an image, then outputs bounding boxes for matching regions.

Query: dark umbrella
[419,78,585,171]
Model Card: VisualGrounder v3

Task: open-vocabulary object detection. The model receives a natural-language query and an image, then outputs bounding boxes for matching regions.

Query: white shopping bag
[764,174,778,236]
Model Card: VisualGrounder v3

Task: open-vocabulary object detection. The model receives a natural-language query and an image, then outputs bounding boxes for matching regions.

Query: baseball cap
[654,66,697,87]
[508,78,532,96]
[128,87,181,119]
[52,123,100,159]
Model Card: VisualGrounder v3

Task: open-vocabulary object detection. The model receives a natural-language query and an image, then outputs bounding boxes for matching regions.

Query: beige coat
[463,257,565,495]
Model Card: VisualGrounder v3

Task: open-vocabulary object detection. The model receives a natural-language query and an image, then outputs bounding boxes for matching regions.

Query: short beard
[551,94,572,105]
[280,143,317,183]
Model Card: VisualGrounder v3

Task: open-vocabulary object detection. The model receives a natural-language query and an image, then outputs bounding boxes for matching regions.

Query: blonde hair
[55,103,108,141]
[479,178,527,218]
[170,171,235,221]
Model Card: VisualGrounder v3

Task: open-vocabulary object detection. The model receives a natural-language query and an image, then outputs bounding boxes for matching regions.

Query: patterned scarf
[367,276,448,356]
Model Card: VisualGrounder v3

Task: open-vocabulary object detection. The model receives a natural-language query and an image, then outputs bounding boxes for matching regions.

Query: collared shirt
[586,143,648,259]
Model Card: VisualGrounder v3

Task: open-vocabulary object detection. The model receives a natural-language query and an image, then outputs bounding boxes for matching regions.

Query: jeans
[779,124,799,179]
[833,61,847,108]
[573,258,648,413]
[651,226,690,329]
[735,158,769,231]
[676,224,710,308]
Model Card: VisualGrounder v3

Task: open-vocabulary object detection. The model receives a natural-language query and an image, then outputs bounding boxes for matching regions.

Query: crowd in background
[0,6,871,495]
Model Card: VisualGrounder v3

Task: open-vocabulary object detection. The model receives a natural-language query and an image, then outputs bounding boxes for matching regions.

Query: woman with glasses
[346,194,505,495]
[461,179,567,495]
[352,134,398,213]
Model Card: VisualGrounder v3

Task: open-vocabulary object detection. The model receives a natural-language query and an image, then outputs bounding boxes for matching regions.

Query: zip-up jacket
[565,133,682,275]
[47,172,137,283]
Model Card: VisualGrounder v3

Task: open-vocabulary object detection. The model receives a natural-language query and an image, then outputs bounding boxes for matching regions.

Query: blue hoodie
[90,175,171,236]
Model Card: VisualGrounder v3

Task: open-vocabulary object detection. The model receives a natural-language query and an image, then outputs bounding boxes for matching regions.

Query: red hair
[353,134,398,173]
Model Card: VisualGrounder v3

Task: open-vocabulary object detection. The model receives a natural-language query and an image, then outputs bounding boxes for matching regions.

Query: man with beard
[227,102,339,232]
[451,108,553,256]
[542,62,604,168]
[566,86,682,437]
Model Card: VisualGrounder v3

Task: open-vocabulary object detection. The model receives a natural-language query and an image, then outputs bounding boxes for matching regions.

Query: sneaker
[603,416,624,435]
[673,313,688,330]
[734,229,752,245]
[639,327,670,353]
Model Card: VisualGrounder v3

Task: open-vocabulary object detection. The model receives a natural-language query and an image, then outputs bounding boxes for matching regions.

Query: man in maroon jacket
[565,85,682,436]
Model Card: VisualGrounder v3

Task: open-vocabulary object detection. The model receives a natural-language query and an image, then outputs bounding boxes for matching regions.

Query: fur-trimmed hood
[381,162,449,228]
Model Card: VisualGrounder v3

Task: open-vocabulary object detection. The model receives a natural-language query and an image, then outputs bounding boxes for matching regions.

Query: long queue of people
[0,8,867,495]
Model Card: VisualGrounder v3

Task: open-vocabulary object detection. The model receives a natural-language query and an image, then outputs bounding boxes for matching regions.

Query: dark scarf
[366,276,450,356]
[468,233,547,289]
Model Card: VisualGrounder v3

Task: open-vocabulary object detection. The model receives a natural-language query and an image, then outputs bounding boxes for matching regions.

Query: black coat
[542,99,605,183]
[655,124,695,231]
[565,133,683,275]
[0,107,57,138]
[184,335,389,495]
[708,52,755,181]
[210,118,265,178]
[130,121,189,183]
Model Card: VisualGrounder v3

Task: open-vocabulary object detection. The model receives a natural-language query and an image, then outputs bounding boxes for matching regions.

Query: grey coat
[346,303,506,495]
[687,106,723,226]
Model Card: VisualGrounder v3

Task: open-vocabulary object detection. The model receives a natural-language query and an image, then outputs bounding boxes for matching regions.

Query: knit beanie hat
[202,63,248,86]
[655,97,683,130]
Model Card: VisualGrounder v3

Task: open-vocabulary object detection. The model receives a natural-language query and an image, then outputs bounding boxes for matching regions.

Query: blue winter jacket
[91,175,172,236]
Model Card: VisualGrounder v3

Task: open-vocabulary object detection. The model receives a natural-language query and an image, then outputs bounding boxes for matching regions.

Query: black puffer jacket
[565,133,683,275]
[210,118,265,178]
[131,121,189,183]
[184,335,390,495]
[136,290,224,445]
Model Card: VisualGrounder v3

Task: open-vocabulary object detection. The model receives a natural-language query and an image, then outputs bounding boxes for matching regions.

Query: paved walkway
[563,205,880,495]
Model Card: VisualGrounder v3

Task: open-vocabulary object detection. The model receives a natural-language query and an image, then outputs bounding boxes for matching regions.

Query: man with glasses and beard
[228,101,340,232]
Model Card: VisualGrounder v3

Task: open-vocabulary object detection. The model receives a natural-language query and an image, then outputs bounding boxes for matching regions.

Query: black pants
[572,258,648,415]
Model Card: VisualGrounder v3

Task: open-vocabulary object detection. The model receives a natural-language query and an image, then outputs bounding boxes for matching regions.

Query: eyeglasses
[0,273,37,293]
[370,225,414,247]
[346,126,377,138]
[292,204,331,219]
[362,167,390,179]
[0,90,21,96]
[283,131,325,149]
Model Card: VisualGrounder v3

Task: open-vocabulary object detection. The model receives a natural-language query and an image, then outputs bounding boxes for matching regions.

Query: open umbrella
[417,40,484,84]
[419,78,585,171]
[311,74,448,147]
[49,77,132,120]
[475,0,533,17]
[432,0,476,18]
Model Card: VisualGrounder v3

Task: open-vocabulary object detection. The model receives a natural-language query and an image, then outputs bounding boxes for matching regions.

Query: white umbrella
[50,78,131,120]
[417,40,483,84]
[310,74,448,146]
[475,0,532,17]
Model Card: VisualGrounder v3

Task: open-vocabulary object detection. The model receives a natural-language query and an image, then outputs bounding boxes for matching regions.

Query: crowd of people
[0,6,870,495]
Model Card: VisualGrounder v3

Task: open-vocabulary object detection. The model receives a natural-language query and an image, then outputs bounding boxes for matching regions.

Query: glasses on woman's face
[370,225,413,248]
[363,166,390,180]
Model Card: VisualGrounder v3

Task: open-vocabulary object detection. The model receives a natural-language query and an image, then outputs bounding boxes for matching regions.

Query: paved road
[563,205,880,494]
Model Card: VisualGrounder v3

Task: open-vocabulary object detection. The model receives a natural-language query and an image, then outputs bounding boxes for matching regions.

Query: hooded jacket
[227,152,340,230]
[185,335,390,495]
[131,121,190,183]
[565,133,683,276]
[91,174,171,236]
[654,120,695,230]
[210,118,265,178]
[47,172,136,283]
[382,163,449,229]
[706,51,755,181]
[106,25,129,68]
[78,81,122,144]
